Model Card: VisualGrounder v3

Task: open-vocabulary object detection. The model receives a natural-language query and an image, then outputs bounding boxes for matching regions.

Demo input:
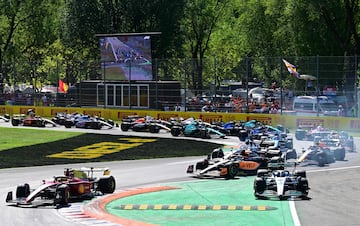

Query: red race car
[6,167,116,207]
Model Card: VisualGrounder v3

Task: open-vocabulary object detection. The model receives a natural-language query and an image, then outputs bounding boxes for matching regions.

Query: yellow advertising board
[1,105,359,133]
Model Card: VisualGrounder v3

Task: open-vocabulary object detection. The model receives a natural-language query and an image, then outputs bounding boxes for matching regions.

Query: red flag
[59,80,69,93]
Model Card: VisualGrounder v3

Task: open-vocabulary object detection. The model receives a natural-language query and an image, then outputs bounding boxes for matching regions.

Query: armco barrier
[1,105,359,133]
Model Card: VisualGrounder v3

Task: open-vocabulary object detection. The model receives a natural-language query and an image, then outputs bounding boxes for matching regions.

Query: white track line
[308,165,360,173]
[290,201,301,226]
[290,164,360,226]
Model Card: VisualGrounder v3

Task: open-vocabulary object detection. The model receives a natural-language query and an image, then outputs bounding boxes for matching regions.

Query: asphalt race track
[0,123,359,226]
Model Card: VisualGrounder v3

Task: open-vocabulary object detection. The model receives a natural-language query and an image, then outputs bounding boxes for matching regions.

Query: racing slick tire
[296,177,309,197]
[200,129,211,139]
[295,130,305,140]
[170,127,181,137]
[346,142,355,152]
[98,176,116,194]
[294,170,307,178]
[254,177,266,198]
[54,184,70,206]
[149,125,160,133]
[333,148,346,161]
[323,148,336,164]
[238,130,248,142]
[285,149,297,160]
[316,152,326,167]
[16,183,30,198]
[11,118,20,126]
[285,138,294,149]
[64,121,73,128]
[120,123,131,131]
[225,163,239,179]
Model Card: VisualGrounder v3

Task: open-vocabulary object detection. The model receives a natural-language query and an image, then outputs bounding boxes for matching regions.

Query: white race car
[253,162,310,200]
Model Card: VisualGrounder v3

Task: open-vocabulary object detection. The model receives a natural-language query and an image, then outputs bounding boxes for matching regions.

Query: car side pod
[6,191,13,202]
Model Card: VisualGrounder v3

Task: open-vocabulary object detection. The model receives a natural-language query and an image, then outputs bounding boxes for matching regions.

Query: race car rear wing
[80,167,111,177]
[268,161,297,169]
[63,167,111,179]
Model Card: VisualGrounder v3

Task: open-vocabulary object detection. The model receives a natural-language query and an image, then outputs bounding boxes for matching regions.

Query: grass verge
[0,127,220,169]
[0,127,83,151]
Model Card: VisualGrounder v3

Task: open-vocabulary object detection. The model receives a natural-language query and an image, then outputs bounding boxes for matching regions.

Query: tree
[309,0,360,97]
[0,0,64,88]
[180,0,229,94]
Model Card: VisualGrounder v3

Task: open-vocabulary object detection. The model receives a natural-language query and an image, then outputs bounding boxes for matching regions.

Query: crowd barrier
[1,105,359,133]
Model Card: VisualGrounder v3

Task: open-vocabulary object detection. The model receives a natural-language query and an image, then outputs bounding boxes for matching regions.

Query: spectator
[271,82,277,90]
[287,89,293,99]
[41,94,47,106]
[201,102,214,112]
[350,105,356,117]
[26,94,32,105]
[269,104,278,114]
[337,105,345,116]
[249,101,256,113]
[260,102,269,113]
[174,103,181,111]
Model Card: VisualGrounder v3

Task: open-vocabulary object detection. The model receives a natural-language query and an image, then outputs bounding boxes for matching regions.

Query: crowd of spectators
[185,86,293,114]
[1,90,58,106]
[196,96,282,114]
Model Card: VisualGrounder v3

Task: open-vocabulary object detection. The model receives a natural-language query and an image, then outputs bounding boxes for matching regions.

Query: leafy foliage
[0,0,359,93]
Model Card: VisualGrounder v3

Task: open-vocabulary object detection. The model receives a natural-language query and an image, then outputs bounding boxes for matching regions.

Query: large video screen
[99,35,152,80]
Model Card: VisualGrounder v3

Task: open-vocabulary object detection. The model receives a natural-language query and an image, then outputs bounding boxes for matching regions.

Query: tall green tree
[180,0,229,93]
[0,0,64,89]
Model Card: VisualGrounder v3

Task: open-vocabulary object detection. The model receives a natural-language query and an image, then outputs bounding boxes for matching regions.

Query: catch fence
[0,56,359,117]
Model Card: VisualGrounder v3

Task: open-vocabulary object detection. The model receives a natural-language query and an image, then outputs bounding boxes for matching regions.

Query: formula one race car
[120,115,171,133]
[315,138,346,161]
[209,120,245,136]
[11,111,57,127]
[253,162,310,200]
[6,167,116,207]
[298,144,336,167]
[257,134,297,160]
[52,112,115,129]
[186,146,282,179]
[171,118,225,139]
[295,125,331,141]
